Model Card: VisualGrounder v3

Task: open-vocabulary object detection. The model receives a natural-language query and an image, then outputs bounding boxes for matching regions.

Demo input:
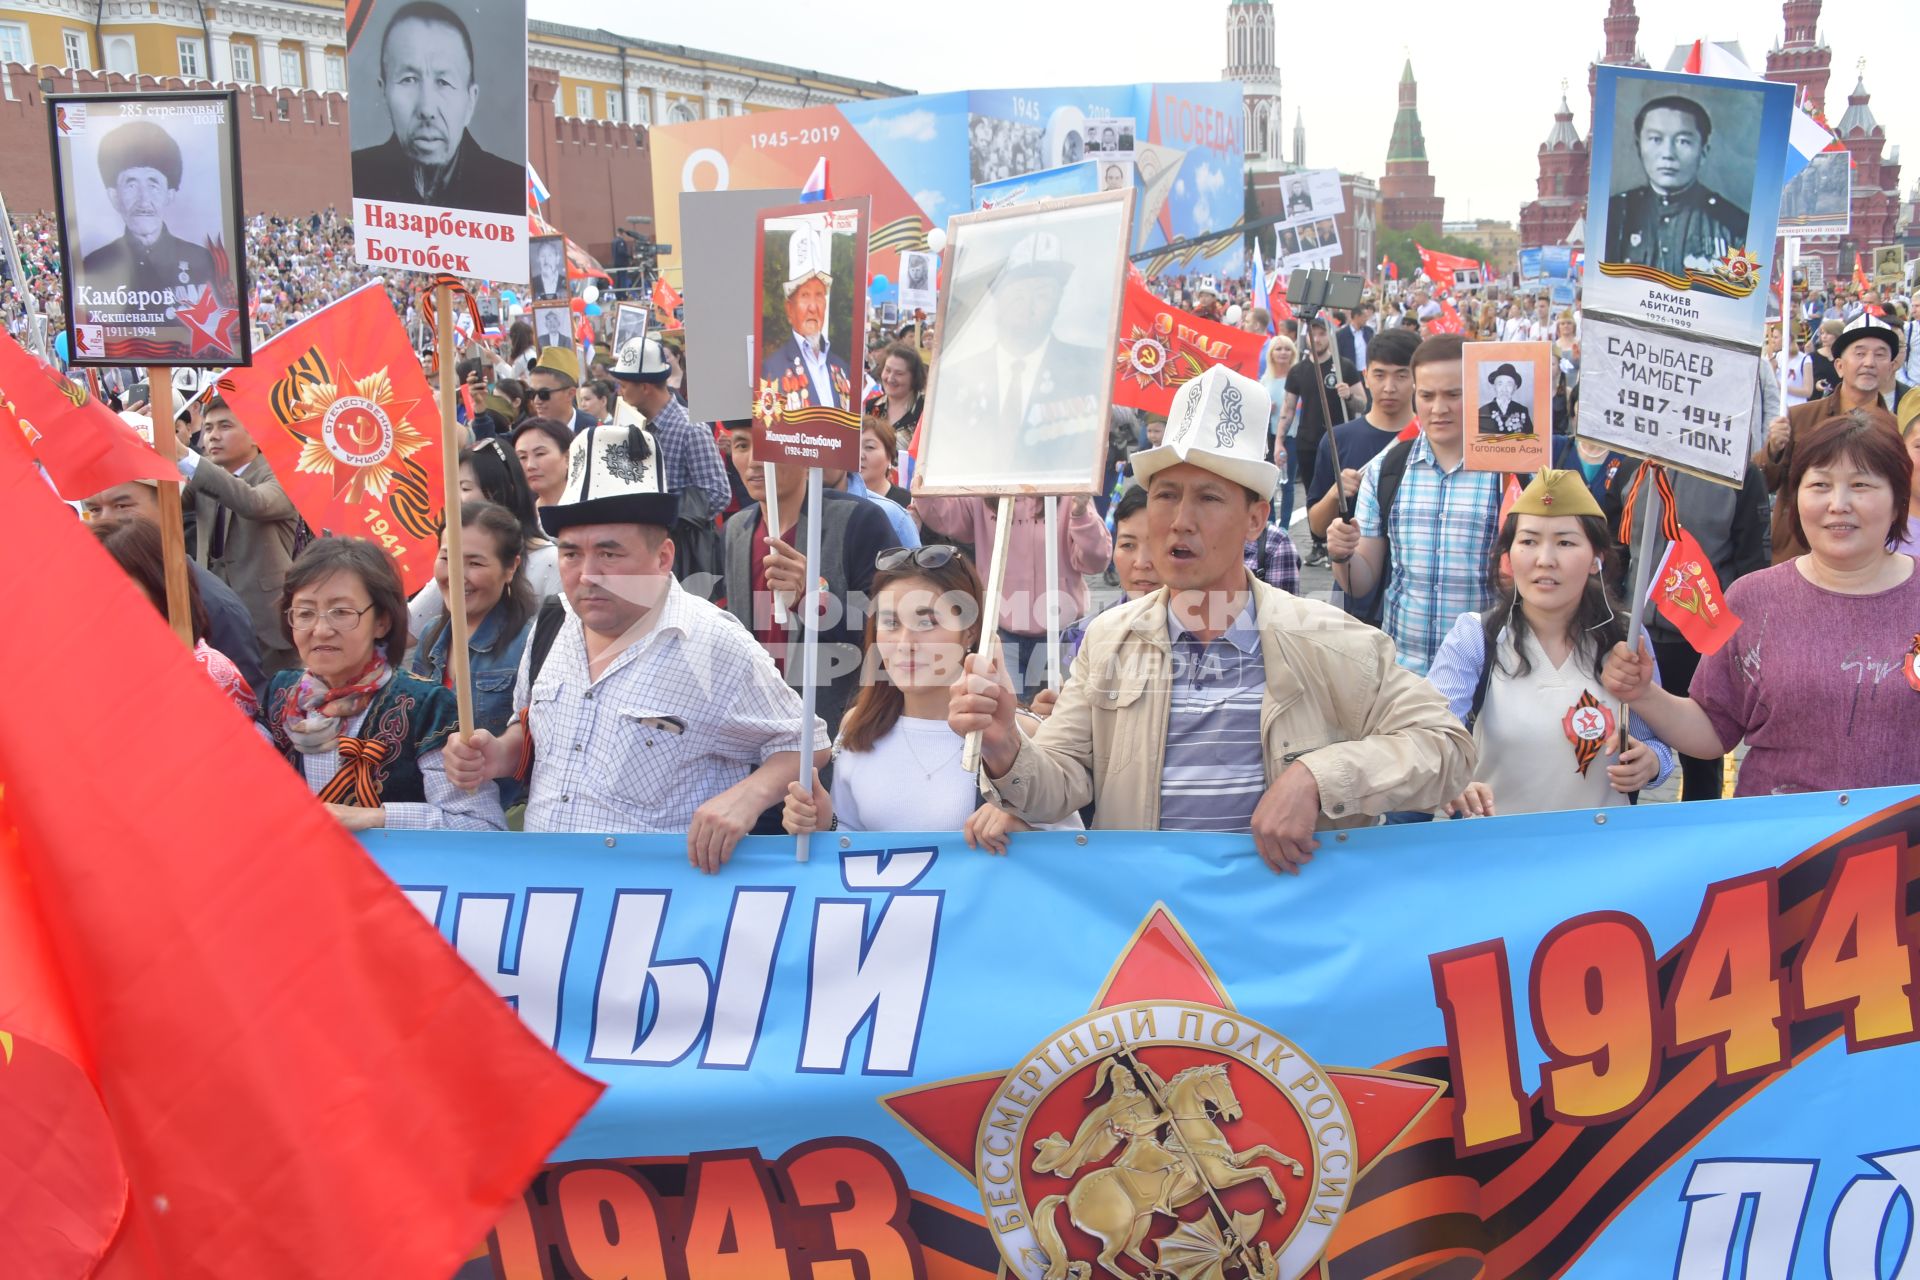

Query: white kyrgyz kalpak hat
[1192,275,1220,297]
[608,335,672,383]
[1128,364,1280,499]
[1831,311,1903,362]
[540,420,678,535]
[783,227,832,297]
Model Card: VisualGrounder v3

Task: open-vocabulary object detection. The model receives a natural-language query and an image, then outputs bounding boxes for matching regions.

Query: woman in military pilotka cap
[81,119,217,302]
[1425,468,1674,818]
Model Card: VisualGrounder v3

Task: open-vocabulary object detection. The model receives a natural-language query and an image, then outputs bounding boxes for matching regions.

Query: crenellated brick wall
[0,63,648,262]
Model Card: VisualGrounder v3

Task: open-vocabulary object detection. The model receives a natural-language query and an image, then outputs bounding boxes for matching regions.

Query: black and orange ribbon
[315,736,391,809]
[1616,459,1682,547]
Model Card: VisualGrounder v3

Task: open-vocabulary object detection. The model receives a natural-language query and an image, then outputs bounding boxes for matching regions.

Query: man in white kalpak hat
[758,225,853,410]
[444,420,826,869]
[948,365,1472,871]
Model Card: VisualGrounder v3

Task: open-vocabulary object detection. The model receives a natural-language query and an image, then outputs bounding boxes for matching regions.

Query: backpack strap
[526,597,568,688]
[1462,615,1500,734]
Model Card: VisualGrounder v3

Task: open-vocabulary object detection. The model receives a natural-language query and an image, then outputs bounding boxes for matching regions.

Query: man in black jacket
[350,1,522,215]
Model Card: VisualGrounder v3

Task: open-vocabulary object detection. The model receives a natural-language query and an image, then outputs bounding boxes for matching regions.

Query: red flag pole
[146,365,193,647]
[434,287,475,740]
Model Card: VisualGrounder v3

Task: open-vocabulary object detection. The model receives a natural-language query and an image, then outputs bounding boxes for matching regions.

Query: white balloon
[926,227,947,255]
[508,304,524,318]
[583,284,600,304]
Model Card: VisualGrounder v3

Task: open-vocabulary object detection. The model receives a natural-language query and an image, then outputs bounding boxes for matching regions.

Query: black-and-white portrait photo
[1085,117,1135,156]
[1602,82,1756,274]
[530,234,566,301]
[899,248,938,316]
[612,302,648,355]
[1477,361,1535,436]
[968,115,1044,187]
[918,191,1130,495]
[1313,218,1339,252]
[50,92,249,367]
[1284,175,1313,218]
[1280,226,1301,258]
[532,303,571,352]
[348,0,526,215]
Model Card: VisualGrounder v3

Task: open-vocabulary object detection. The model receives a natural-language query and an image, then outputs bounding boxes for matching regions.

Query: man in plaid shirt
[1325,335,1502,676]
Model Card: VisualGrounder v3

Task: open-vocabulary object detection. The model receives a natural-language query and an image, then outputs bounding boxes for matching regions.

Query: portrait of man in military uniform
[1477,363,1534,436]
[1604,94,1750,275]
[79,120,217,308]
[758,224,854,412]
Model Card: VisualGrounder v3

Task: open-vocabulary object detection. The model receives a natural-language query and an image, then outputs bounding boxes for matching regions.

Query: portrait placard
[898,249,939,316]
[348,0,528,282]
[751,196,869,470]
[917,189,1132,496]
[531,302,572,353]
[612,302,648,356]
[529,234,567,302]
[48,92,250,367]
[1583,66,1794,346]
[1463,341,1551,473]
[1777,148,1849,237]
[1872,245,1906,290]
[1576,315,1758,486]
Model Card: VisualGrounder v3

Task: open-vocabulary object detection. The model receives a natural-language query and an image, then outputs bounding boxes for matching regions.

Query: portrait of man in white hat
[758,221,854,411]
[928,225,1113,485]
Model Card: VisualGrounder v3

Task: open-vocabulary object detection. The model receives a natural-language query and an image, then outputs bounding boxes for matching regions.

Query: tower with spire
[1292,108,1305,167]
[1833,65,1902,276]
[1518,87,1589,249]
[1764,0,1832,118]
[1587,0,1649,133]
[1380,60,1443,231]
[1225,0,1282,161]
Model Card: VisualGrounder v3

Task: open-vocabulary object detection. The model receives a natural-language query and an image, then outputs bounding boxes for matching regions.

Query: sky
[531,0,1915,228]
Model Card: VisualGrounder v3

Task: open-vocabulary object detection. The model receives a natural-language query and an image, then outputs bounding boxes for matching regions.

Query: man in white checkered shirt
[445,420,826,870]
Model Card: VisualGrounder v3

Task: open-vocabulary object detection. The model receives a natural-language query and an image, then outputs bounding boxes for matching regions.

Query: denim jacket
[410,603,534,806]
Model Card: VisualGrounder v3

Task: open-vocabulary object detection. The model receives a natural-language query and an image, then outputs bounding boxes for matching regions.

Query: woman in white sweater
[783,545,1074,849]
[1425,468,1673,817]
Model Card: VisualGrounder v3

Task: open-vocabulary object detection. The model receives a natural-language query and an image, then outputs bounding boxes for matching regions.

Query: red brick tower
[1380,60,1443,232]
[1519,87,1589,248]
[1763,0,1832,117]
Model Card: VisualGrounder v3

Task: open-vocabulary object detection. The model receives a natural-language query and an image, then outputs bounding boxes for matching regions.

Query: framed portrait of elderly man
[529,234,567,302]
[1462,341,1551,473]
[612,302,648,357]
[347,0,527,282]
[1584,65,1794,346]
[751,196,869,470]
[916,189,1132,496]
[47,91,250,367]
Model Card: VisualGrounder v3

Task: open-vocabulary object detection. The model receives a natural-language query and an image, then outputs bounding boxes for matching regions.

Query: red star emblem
[882,907,1444,1280]
[178,289,238,358]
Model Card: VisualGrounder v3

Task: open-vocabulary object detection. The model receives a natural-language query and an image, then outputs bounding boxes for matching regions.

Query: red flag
[1112,275,1267,414]
[1853,253,1870,294]
[653,276,684,318]
[0,419,602,1278]
[1266,271,1294,323]
[1651,527,1744,655]
[1426,298,1466,335]
[0,334,173,499]
[215,283,446,593]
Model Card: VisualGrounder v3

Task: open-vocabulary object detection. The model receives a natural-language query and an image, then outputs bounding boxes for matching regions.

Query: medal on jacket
[1904,634,1920,693]
[1562,691,1614,776]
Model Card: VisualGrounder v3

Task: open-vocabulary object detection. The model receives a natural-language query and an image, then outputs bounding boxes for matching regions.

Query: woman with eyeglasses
[781,545,1078,851]
[260,537,504,832]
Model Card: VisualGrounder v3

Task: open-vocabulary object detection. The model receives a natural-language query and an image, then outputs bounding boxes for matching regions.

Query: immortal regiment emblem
[1562,691,1616,776]
[885,909,1443,1280]
[292,361,429,504]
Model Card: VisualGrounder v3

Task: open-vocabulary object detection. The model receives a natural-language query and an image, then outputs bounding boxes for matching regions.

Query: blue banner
[371,787,1920,1279]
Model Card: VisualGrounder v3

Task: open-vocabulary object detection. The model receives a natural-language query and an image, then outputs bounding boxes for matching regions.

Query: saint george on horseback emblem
[884,908,1446,1280]
[1004,1003,1337,1280]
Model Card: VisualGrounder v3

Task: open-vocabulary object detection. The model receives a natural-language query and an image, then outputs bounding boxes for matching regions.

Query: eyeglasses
[875,545,960,572]
[286,603,375,632]
[528,387,563,401]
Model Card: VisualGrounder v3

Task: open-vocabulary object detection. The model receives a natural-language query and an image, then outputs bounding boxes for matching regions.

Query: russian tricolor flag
[800,157,830,203]
[1680,40,1831,181]
[527,165,551,210]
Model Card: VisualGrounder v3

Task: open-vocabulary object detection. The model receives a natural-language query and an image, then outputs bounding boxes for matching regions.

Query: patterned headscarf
[278,655,392,754]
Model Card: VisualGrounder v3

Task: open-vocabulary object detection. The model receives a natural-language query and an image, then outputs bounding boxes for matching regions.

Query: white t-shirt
[831,715,1083,833]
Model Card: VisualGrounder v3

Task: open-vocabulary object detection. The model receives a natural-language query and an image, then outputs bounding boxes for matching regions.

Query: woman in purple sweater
[1604,408,1920,796]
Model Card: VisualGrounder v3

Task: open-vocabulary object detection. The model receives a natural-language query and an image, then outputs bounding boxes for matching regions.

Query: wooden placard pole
[794,465,825,863]
[1043,495,1061,692]
[146,365,194,647]
[961,495,1016,774]
[1779,238,1798,414]
[436,286,475,740]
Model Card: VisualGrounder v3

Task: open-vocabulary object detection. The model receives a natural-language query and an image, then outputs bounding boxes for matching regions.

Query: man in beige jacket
[949,365,1473,873]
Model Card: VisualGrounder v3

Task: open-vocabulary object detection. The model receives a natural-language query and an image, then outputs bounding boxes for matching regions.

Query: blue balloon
[584,304,603,317]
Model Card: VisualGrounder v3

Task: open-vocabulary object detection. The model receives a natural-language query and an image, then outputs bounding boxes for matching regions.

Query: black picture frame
[47,89,251,369]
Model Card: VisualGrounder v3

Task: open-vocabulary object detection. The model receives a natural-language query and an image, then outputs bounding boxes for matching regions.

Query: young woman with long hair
[1425,469,1673,816]
[782,546,1075,850]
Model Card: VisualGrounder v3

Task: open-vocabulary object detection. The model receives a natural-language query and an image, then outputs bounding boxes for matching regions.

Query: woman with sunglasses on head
[407,439,563,644]
[781,545,1078,852]
[1425,469,1672,818]
[260,537,504,832]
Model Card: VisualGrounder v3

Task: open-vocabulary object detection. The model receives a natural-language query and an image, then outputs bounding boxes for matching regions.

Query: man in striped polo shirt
[951,366,1473,871]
